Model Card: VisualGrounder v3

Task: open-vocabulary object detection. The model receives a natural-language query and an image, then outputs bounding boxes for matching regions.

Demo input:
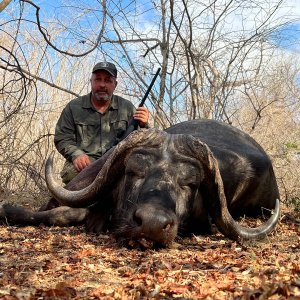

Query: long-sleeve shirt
[54,93,136,161]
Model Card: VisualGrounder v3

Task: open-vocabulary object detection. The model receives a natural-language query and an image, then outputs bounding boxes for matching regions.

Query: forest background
[0,0,300,213]
[1,1,300,299]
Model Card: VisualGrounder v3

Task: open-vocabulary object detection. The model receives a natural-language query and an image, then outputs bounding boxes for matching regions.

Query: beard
[92,90,112,102]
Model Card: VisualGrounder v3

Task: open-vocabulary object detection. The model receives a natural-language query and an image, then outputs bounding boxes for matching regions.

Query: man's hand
[133,107,150,128]
[73,154,92,172]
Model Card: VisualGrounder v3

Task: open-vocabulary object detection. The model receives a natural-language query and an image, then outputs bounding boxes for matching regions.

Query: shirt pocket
[75,122,92,145]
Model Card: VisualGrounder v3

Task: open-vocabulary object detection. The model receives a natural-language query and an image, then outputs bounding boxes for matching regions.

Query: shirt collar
[82,93,93,109]
[110,95,118,110]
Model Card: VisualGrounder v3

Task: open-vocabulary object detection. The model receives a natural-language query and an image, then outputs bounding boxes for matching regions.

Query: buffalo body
[0,119,280,247]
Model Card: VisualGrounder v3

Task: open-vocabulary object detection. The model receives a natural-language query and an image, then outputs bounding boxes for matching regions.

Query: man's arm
[54,105,86,161]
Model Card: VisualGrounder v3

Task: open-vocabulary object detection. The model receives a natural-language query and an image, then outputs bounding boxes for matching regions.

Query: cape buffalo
[0,119,280,247]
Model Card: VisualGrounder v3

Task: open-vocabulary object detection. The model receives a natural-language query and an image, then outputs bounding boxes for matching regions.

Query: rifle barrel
[118,67,161,142]
[138,67,161,107]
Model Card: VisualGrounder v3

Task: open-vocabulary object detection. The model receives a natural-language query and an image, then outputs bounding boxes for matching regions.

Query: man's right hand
[73,154,92,172]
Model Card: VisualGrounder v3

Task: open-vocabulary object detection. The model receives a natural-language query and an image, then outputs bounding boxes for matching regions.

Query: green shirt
[54,93,136,161]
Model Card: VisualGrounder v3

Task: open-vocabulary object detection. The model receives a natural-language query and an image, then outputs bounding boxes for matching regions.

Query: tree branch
[0,0,12,13]
[0,64,80,97]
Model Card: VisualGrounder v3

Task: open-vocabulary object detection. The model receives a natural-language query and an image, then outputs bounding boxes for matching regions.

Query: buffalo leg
[0,204,88,227]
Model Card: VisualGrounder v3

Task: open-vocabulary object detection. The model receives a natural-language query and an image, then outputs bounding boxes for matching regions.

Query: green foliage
[287,197,300,212]
[285,142,299,150]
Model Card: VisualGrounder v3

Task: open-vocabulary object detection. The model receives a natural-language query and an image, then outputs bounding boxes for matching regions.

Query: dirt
[0,207,299,299]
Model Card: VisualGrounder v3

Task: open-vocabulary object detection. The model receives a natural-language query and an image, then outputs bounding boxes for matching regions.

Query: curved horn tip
[238,198,281,241]
[45,151,55,169]
[271,198,281,224]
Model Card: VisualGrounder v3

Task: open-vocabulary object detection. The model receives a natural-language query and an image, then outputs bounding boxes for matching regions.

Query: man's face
[90,70,117,102]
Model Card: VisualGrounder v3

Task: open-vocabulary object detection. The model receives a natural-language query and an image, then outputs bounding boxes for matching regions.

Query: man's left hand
[133,107,149,128]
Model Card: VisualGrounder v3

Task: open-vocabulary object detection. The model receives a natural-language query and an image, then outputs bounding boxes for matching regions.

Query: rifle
[118,67,161,141]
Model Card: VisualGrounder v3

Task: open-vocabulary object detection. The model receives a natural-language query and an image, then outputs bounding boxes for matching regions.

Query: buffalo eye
[179,180,198,189]
[125,154,149,179]
[125,166,145,179]
[176,162,200,189]
[178,175,200,189]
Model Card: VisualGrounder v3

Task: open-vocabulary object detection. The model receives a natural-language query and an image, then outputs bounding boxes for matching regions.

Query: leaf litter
[0,209,299,299]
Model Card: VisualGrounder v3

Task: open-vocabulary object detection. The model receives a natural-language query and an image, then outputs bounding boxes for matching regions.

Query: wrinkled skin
[0,120,280,247]
[111,135,212,245]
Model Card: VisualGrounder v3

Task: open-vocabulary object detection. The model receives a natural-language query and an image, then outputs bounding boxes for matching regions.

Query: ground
[0,206,299,299]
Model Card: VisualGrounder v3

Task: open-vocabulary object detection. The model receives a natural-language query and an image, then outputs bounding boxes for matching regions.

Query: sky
[32,0,300,56]
[2,0,300,56]
[271,23,300,53]
[270,0,300,54]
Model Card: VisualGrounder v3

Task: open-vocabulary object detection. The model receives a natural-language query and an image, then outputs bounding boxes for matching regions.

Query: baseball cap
[92,62,117,77]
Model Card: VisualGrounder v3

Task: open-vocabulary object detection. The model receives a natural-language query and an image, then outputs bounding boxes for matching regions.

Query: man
[54,61,149,184]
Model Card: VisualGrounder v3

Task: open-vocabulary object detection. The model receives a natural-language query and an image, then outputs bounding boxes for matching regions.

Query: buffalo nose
[134,208,172,229]
[133,204,177,243]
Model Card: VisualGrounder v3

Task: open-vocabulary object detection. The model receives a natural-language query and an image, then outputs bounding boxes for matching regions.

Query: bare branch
[0,0,12,13]
[20,0,106,57]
